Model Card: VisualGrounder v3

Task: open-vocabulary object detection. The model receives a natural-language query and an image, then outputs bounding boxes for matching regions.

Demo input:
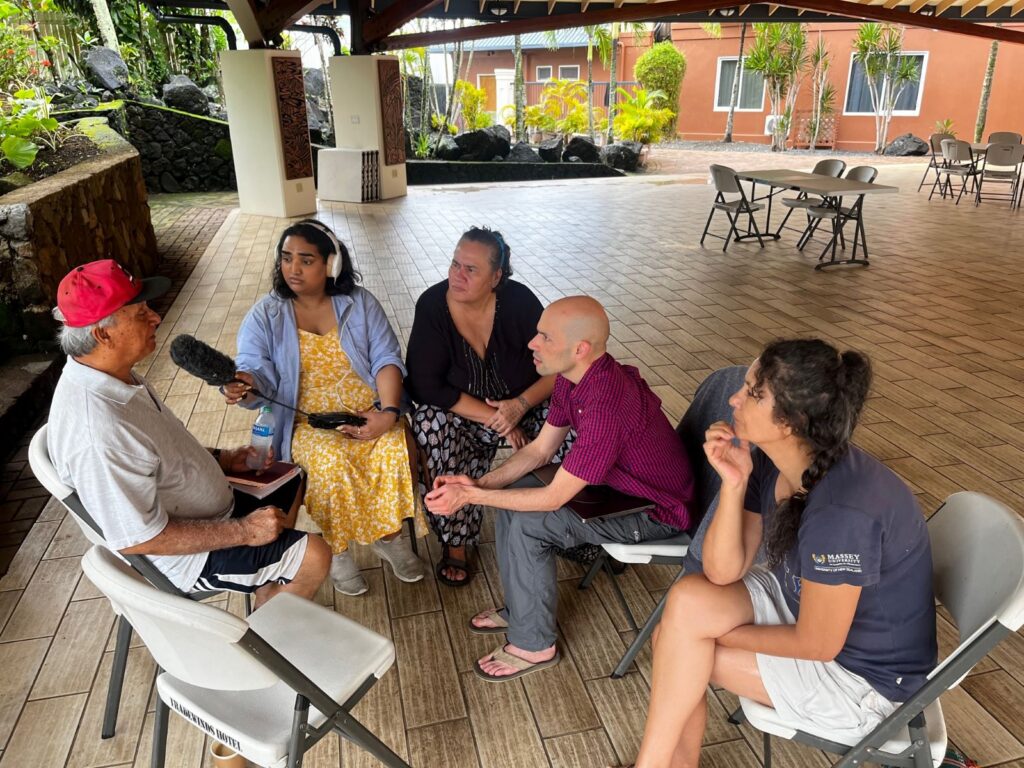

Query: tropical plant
[633,40,686,137]
[430,113,457,135]
[974,35,999,143]
[453,79,492,130]
[537,78,587,140]
[523,103,557,136]
[0,88,62,170]
[934,118,956,137]
[583,24,611,139]
[851,23,921,153]
[612,87,673,144]
[413,132,431,159]
[606,21,648,143]
[807,35,833,149]
[744,23,808,152]
[0,5,53,95]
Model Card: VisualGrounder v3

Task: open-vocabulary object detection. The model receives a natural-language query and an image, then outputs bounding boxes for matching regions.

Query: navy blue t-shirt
[744,445,937,702]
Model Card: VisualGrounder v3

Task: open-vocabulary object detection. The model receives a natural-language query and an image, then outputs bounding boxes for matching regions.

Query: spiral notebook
[530,464,653,523]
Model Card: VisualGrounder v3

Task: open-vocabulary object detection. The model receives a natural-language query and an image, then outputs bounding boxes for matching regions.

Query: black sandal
[436,544,472,587]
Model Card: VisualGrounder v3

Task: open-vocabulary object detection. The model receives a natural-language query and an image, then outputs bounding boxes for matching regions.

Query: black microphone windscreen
[169,334,238,387]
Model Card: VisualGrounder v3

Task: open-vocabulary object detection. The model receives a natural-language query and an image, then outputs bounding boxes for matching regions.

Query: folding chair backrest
[930,133,954,153]
[81,546,279,691]
[677,366,748,523]
[29,424,189,596]
[709,164,742,194]
[942,140,973,165]
[988,131,1022,145]
[930,492,1024,642]
[845,165,878,184]
[30,424,111,548]
[984,144,1018,168]
[812,158,846,178]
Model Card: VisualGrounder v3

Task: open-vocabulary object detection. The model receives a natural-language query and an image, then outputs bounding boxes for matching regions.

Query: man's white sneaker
[330,550,368,596]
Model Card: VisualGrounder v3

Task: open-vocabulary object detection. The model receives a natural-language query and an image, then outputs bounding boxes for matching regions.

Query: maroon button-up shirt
[547,353,695,530]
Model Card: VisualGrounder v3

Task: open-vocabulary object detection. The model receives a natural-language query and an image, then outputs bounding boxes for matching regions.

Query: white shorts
[742,565,898,744]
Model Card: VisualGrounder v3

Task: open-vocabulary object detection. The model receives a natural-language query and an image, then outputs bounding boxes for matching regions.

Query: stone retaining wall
[0,120,158,352]
[125,102,236,193]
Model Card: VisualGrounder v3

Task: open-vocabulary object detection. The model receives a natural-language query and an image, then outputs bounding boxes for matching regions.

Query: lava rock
[159,171,181,193]
[562,136,600,163]
[83,47,129,92]
[508,141,543,163]
[434,134,463,160]
[538,136,564,163]
[488,124,511,144]
[304,68,326,100]
[883,133,929,156]
[454,127,511,161]
[202,84,220,101]
[162,75,209,116]
[306,97,325,130]
[600,141,642,171]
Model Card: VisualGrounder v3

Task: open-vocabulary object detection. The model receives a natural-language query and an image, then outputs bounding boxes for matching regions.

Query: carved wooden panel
[272,56,313,180]
[378,58,406,166]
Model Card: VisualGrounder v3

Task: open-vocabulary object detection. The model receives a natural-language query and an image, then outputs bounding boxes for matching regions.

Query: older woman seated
[223,219,423,597]
[406,227,570,586]
[621,339,936,768]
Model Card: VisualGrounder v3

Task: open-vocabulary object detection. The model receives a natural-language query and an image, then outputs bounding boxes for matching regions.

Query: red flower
[42,59,51,66]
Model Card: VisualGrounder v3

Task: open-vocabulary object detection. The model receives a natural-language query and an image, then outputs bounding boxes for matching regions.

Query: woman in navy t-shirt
[624,339,936,768]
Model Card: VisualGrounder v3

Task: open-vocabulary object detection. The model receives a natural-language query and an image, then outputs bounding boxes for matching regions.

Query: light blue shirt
[235,287,406,461]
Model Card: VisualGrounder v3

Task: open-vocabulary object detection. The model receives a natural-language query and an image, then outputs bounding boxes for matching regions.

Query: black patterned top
[405,279,544,410]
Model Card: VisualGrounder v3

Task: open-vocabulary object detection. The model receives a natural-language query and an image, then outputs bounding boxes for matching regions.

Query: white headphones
[295,219,344,280]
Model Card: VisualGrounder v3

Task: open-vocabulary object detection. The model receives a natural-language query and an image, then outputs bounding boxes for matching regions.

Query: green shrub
[0,89,61,171]
[612,88,673,144]
[633,41,686,137]
[454,79,492,130]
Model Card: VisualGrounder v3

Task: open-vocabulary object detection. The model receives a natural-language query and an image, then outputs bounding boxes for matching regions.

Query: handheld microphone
[168,334,366,428]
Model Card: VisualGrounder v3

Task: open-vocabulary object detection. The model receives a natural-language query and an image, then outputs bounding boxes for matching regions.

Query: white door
[494,68,515,124]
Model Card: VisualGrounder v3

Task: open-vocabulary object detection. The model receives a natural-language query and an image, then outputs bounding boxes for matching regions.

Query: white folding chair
[974,143,1024,209]
[734,492,1024,768]
[775,158,847,238]
[800,165,877,268]
[28,424,247,739]
[917,133,954,193]
[81,545,411,768]
[931,139,979,204]
[987,131,1022,145]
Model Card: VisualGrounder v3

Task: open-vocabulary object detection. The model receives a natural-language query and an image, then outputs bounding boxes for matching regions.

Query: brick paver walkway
[3,161,1024,768]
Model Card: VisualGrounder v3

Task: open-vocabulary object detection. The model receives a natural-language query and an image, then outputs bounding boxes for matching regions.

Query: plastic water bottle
[247,406,274,470]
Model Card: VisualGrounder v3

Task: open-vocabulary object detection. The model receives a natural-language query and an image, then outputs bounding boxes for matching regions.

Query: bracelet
[516,395,529,411]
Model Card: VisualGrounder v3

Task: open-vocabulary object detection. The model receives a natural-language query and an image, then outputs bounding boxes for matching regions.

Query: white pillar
[220,49,316,218]
[319,55,407,203]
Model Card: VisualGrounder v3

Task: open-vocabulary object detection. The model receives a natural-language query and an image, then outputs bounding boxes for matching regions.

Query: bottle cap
[260,406,272,413]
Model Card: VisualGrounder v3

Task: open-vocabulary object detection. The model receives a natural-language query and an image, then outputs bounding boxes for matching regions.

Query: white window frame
[536,65,553,81]
[557,64,580,80]
[712,56,765,113]
[842,51,928,117]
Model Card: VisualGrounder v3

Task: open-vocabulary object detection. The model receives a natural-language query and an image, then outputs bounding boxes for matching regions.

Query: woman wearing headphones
[406,226,571,587]
[223,219,424,596]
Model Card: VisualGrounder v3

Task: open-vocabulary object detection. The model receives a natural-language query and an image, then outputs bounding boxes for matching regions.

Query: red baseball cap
[57,260,171,327]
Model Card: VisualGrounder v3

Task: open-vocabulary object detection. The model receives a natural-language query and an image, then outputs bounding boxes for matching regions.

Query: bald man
[426,296,695,681]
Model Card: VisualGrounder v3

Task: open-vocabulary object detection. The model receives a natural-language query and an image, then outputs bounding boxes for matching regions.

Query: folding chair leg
[773,205,794,238]
[335,713,413,768]
[724,211,741,253]
[579,552,606,590]
[763,732,773,768]
[602,558,638,632]
[151,691,169,768]
[700,207,717,246]
[747,210,766,248]
[612,588,668,679]
[102,615,134,739]
[917,162,936,193]
[405,516,418,556]
[286,696,311,768]
[727,706,746,726]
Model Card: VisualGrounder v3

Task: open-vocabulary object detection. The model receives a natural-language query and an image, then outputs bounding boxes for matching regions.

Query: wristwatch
[379,405,402,422]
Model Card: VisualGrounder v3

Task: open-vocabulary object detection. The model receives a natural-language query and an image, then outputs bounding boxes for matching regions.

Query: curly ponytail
[756,340,873,568]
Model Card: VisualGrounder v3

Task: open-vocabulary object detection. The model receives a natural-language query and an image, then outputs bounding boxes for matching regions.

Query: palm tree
[583,25,612,140]
[89,0,120,51]
[852,23,920,153]
[513,34,526,141]
[974,34,999,143]
[744,23,809,152]
[606,22,648,144]
[700,21,748,143]
[807,35,833,148]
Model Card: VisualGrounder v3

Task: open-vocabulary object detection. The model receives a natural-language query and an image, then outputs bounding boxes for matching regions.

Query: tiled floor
[3,159,1024,768]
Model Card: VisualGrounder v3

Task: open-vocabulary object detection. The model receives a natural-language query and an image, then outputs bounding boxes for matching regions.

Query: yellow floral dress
[290,328,422,553]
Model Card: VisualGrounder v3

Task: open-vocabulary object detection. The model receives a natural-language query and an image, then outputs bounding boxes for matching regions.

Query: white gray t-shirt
[48,358,235,590]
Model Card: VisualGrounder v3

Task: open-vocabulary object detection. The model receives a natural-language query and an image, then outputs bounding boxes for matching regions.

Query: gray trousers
[495,476,679,651]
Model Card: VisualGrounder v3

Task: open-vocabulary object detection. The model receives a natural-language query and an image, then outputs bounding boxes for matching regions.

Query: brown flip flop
[467,608,509,635]
[473,644,561,682]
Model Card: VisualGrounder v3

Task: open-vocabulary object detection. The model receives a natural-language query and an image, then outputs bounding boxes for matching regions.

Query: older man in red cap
[47,260,329,606]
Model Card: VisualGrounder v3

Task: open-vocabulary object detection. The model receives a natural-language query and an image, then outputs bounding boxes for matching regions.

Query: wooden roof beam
[908,0,931,11]
[1011,0,1024,15]
[933,0,959,13]
[957,0,986,12]
[986,0,1011,13]
[363,0,442,48]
